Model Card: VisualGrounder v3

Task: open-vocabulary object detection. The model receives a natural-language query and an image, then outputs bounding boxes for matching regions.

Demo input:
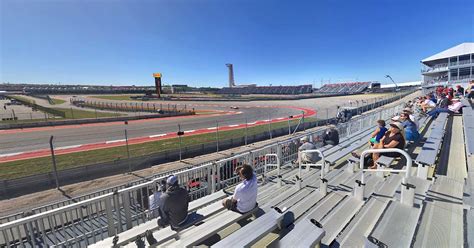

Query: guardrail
[354,148,415,206]
[0,97,408,247]
[299,149,327,194]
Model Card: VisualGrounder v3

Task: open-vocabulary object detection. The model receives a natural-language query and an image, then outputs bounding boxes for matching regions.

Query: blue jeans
[427,108,452,117]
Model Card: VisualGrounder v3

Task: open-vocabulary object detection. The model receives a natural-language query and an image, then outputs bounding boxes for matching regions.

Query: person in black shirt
[352,122,405,169]
[456,85,465,97]
[323,128,339,146]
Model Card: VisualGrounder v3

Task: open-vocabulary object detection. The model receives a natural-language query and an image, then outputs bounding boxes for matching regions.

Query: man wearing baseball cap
[157,175,189,230]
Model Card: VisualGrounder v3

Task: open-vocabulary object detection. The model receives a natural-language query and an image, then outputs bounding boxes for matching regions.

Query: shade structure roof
[422,43,474,63]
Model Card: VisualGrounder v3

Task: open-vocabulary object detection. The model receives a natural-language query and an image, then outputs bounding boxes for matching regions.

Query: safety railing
[354,148,415,206]
[263,153,281,187]
[0,99,408,247]
[299,149,327,195]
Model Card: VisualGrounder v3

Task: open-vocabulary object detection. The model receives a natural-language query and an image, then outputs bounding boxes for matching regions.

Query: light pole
[385,75,398,91]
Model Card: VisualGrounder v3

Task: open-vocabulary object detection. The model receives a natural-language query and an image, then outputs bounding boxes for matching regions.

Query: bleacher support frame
[356,148,415,206]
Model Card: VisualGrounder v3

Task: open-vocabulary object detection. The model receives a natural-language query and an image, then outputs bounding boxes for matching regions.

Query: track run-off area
[0,93,390,163]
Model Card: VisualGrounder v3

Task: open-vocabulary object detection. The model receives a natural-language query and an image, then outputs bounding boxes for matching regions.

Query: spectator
[157,175,190,230]
[467,80,474,99]
[148,180,167,219]
[369,120,388,147]
[456,85,465,96]
[297,136,318,165]
[352,122,406,169]
[421,96,436,113]
[323,128,339,146]
[402,108,419,129]
[436,93,450,108]
[400,113,420,142]
[222,164,257,213]
[427,98,464,117]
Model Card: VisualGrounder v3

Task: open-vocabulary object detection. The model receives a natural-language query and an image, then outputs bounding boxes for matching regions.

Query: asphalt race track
[0,93,390,161]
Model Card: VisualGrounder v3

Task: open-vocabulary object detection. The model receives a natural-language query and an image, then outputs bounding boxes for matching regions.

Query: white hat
[391,116,400,121]
[300,136,309,142]
[390,122,404,131]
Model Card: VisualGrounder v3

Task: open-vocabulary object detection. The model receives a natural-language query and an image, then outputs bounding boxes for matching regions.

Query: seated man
[157,175,190,230]
[353,122,405,169]
[323,128,339,146]
[427,98,464,117]
[222,165,257,213]
[297,136,318,165]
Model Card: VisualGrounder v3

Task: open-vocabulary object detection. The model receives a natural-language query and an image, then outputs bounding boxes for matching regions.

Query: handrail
[264,153,280,185]
[299,149,327,179]
[359,148,412,185]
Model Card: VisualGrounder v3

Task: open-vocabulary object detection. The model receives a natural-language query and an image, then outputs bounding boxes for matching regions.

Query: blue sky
[1,0,473,87]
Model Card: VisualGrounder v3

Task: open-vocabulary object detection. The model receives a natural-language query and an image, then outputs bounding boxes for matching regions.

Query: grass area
[50,98,66,105]
[9,95,36,104]
[52,108,123,119]
[0,118,314,180]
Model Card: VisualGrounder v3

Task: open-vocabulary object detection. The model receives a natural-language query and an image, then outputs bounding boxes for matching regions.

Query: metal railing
[299,149,327,194]
[0,100,407,247]
[354,148,415,206]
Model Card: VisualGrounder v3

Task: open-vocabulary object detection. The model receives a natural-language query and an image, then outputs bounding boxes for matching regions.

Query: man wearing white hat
[297,136,317,166]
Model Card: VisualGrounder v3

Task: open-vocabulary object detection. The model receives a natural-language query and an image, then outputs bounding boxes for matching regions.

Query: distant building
[421,42,474,88]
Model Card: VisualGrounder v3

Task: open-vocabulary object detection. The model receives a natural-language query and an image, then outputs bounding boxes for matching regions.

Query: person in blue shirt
[369,120,388,147]
[400,113,419,142]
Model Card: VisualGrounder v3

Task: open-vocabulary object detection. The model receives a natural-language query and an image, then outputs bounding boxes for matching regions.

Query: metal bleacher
[2,94,472,248]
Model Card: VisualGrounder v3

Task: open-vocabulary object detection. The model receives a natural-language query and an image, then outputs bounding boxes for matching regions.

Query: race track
[0,93,391,162]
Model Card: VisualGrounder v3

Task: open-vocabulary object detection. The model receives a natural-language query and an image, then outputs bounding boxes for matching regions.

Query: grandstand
[1,91,472,248]
[217,85,313,95]
[421,42,474,88]
[317,82,371,94]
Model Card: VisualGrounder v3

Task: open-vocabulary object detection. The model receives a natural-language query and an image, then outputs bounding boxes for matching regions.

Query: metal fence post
[178,124,183,161]
[245,118,248,145]
[49,136,60,189]
[302,111,305,131]
[122,192,132,230]
[216,121,219,152]
[288,118,291,135]
[124,124,131,172]
[105,196,116,237]
[268,113,272,139]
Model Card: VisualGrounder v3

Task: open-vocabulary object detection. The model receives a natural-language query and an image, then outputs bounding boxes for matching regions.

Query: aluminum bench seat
[375,156,395,167]
[337,175,403,247]
[368,200,421,248]
[276,218,325,248]
[169,206,259,247]
[413,176,464,247]
[212,207,287,248]
[88,190,227,247]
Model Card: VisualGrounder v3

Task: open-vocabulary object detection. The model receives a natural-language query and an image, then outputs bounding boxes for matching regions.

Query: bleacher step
[300,192,347,224]
[369,200,421,248]
[413,176,464,247]
[337,196,391,247]
[320,196,364,246]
